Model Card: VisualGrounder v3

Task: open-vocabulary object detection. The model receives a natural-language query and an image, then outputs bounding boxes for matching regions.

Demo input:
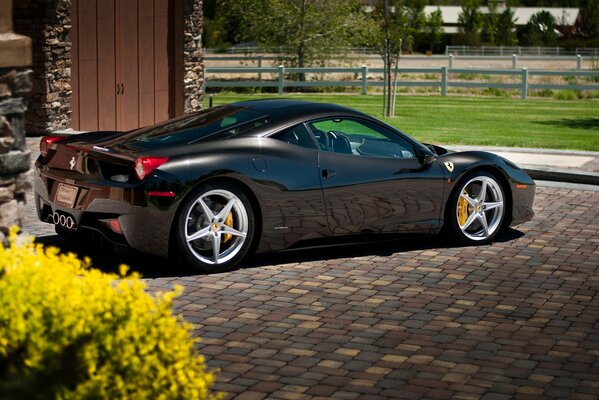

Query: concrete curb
[525,168,599,186]
[447,145,599,157]
[446,145,599,186]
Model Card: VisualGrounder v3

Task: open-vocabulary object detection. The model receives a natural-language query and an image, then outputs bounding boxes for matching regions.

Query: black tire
[446,171,506,245]
[173,182,255,273]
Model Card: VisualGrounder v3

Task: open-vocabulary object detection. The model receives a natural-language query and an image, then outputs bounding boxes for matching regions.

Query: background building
[424,4,579,34]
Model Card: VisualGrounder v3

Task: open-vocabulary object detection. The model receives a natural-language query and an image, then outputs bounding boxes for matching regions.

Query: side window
[272,124,317,150]
[221,117,269,136]
[307,118,416,159]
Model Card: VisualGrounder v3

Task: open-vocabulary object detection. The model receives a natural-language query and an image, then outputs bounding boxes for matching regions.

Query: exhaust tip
[51,211,76,230]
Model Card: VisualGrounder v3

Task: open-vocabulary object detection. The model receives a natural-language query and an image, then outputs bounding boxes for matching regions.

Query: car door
[259,123,330,248]
[307,117,446,235]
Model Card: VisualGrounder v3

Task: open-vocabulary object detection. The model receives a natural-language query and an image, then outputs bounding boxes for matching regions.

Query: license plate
[55,183,78,208]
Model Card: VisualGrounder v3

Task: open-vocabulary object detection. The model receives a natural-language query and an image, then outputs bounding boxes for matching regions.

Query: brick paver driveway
[23,147,599,399]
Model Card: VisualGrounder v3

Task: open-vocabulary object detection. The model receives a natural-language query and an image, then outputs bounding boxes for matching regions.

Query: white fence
[205,47,379,55]
[204,66,599,99]
[206,46,599,57]
[446,46,599,57]
[206,54,596,70]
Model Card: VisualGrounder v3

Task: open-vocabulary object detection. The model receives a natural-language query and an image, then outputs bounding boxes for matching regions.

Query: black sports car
[34,99,535,272]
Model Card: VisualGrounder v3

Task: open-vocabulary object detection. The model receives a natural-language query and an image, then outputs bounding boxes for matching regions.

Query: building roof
[424,6,579,33]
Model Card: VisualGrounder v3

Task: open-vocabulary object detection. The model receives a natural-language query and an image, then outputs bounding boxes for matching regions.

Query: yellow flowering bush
[0,228,217,400]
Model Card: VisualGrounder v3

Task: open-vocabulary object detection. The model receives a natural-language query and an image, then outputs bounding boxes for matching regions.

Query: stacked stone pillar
[184,0,205,112]
[0,0,32,243]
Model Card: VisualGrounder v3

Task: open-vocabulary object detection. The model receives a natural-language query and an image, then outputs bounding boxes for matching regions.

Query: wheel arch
[445,165,513,227]
[168,176,263,258]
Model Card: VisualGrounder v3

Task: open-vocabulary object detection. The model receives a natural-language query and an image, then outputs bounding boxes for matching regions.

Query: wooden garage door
[71,0,174,131]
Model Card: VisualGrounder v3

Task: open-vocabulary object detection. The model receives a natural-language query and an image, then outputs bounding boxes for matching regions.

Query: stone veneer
[0,1,33,243]
[184,0,205,112]
[13,0,204,134]
[13,0,71,134]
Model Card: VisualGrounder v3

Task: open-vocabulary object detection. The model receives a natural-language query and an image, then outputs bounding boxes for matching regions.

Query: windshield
[110,106,268,150]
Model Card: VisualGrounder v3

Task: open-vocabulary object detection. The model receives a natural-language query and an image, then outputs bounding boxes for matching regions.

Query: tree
[203,0,245,48]
[425,8,444,53]
[222,0,367,80]
[520,11,559,46]
[496,7,518,46]
[481,2,499,44]
[457,0,483,45]
[404,0,427,52]
[371,0,409,117]
[577,0,599,38]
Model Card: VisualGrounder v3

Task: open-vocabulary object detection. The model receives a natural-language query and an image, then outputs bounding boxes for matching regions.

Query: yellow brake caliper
[223,212,234,242]
[457,190,471,226]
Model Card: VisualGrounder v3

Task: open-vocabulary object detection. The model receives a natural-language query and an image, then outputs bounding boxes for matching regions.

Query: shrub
[455,73,489,81]
[0,228,217,400]
[563,75,577,85]
[535,88,555,98]
[482,87,510,97]
[554,90,577,100]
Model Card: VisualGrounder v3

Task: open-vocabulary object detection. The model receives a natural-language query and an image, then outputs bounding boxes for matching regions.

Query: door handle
[116,84,120,95]
[322,169,336,179]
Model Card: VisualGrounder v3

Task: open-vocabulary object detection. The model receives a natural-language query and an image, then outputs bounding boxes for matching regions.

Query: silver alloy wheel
[184,189,249,265]
[456,176,504,241]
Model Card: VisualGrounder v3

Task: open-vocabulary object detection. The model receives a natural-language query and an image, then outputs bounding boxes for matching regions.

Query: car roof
[229,99,361,122]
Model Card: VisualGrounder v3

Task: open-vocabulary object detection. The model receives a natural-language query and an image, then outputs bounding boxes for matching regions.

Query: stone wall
[0,1,33,244]
[0,68,32,244]
[13,0,72,135]
[183,0,205,112]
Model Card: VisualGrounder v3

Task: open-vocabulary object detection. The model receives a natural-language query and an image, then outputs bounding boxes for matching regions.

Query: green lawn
[203,93,599,151]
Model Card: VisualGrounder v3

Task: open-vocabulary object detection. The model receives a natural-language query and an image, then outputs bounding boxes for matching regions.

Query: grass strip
[204,93,599,151]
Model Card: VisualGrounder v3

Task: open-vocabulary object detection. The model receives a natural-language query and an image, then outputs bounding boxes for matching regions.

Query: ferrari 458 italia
[35,99,535,272]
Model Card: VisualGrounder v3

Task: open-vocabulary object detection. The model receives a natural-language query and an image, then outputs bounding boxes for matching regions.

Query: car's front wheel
[447,171,505,244]
[174,183,255,273]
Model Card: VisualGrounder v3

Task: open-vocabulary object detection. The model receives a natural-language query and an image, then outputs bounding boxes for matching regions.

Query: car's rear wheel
[447,171,505,244]
[174,183,254,273]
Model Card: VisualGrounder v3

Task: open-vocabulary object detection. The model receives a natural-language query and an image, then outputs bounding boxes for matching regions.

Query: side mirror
[415,147,435,166]
[419,153,435,166]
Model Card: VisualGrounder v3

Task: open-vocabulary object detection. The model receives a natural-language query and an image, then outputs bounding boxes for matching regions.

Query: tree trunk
[383,0,392,117]
[386,56,393,117]
[298,0,307,82]
[298,47,306,82]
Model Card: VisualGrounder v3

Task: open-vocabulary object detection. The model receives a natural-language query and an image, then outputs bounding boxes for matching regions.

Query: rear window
[115,106,268,150]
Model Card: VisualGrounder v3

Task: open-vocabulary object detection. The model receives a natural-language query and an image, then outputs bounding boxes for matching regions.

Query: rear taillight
[109,219,123,234]
[40,135,65,157]
[134,157,169,180]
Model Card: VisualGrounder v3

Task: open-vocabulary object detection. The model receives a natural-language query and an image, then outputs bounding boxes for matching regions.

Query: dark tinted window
[113,106,268,150]
[272,124,317,150]
[307,118,415,159]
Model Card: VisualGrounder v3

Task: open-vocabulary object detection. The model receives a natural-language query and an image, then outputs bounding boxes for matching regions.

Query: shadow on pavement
[245,227,524,268]
[34,228,524,279]
[34,235,179,278]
